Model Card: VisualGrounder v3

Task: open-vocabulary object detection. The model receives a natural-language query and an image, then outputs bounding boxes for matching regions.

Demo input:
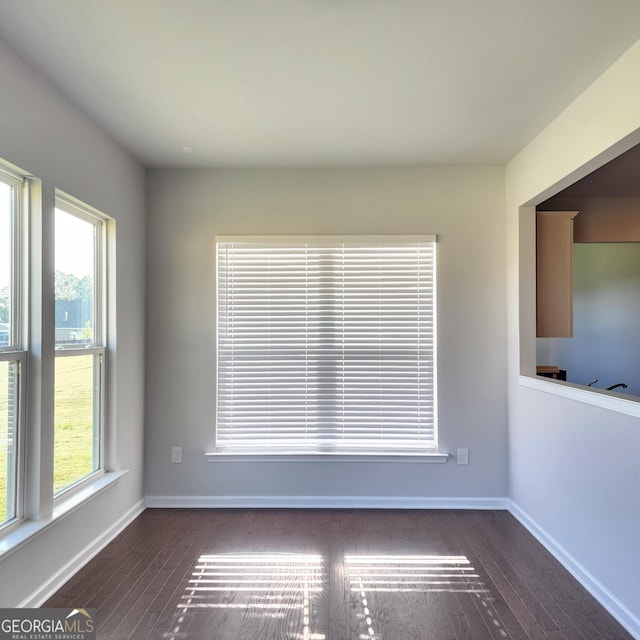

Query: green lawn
[0,361,11,525]
[1,356,96,523]
[54,354,95,494]
[0,451,6,524]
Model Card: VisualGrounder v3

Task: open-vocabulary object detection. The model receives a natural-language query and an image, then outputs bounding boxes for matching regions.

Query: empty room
[0,2,638,639]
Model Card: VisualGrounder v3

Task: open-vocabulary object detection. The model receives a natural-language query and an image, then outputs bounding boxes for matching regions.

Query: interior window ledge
[0,469,128,560]
[205,451,450,463]
[519,374,640,418]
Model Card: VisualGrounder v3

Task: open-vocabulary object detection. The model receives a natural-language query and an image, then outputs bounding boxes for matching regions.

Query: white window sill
[519,375,640,418]
[0,469,128,560]
[205,451,449,463]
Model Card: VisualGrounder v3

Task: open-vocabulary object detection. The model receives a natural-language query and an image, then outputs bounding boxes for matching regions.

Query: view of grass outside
[54,354,97,494]
[0,361,15,524]
[0,451,6,523]
[0,356,97,522]
[53,206,101,497]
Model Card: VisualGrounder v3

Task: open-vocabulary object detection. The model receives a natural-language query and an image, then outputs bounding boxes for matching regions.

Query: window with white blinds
[215,236,437,454]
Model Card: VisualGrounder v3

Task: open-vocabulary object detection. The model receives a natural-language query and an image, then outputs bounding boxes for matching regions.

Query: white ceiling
[1,1,640,168]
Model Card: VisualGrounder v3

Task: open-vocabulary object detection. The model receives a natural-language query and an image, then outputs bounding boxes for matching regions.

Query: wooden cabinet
[536,211,578,337]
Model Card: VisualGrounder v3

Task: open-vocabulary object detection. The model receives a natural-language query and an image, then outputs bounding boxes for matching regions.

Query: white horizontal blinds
[216,236,437,452]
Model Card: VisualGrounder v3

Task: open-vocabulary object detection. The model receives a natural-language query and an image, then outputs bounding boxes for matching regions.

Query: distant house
[55,299,92,344]
[0,322,8,347]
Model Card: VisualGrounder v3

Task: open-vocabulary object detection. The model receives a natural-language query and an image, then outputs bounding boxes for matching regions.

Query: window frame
[0,162,28,530]
[0,156,124,552]
[0,164,25,353]
[214,235,439,457]
[52,193,108,498]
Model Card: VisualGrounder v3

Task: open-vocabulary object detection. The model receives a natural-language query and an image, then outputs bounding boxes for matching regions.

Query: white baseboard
[145,495,509,510]
[508,500,640,640]
[18,495,636,638]
[19,499,146,608]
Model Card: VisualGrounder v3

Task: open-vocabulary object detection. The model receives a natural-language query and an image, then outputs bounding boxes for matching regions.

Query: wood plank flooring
[44,509,633,640]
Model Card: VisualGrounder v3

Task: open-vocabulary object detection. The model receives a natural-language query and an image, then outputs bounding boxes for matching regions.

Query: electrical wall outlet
[171,446,183,463]
[457,448,469,465]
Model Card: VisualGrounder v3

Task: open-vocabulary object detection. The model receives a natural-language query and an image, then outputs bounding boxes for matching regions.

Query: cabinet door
[536,211,578,337]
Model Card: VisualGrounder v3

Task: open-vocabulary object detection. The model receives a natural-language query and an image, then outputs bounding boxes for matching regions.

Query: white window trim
[0,469,127,560]
[205,451,450,463]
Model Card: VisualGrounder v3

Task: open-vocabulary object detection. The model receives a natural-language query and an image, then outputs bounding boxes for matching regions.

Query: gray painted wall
[144,166,508,502]
[507,38,640,634]
[0,38,146,605]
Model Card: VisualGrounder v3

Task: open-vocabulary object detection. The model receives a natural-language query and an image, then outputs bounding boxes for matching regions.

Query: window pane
[0,360,18,524]
[0,181,13,348]
[55,209,96,347]
[54,354,100,493]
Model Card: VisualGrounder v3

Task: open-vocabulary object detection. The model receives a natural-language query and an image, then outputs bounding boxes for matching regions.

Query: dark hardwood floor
[44,509,632,640]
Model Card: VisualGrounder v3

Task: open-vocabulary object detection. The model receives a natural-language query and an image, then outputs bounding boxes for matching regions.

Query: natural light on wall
[215,236,437,455]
